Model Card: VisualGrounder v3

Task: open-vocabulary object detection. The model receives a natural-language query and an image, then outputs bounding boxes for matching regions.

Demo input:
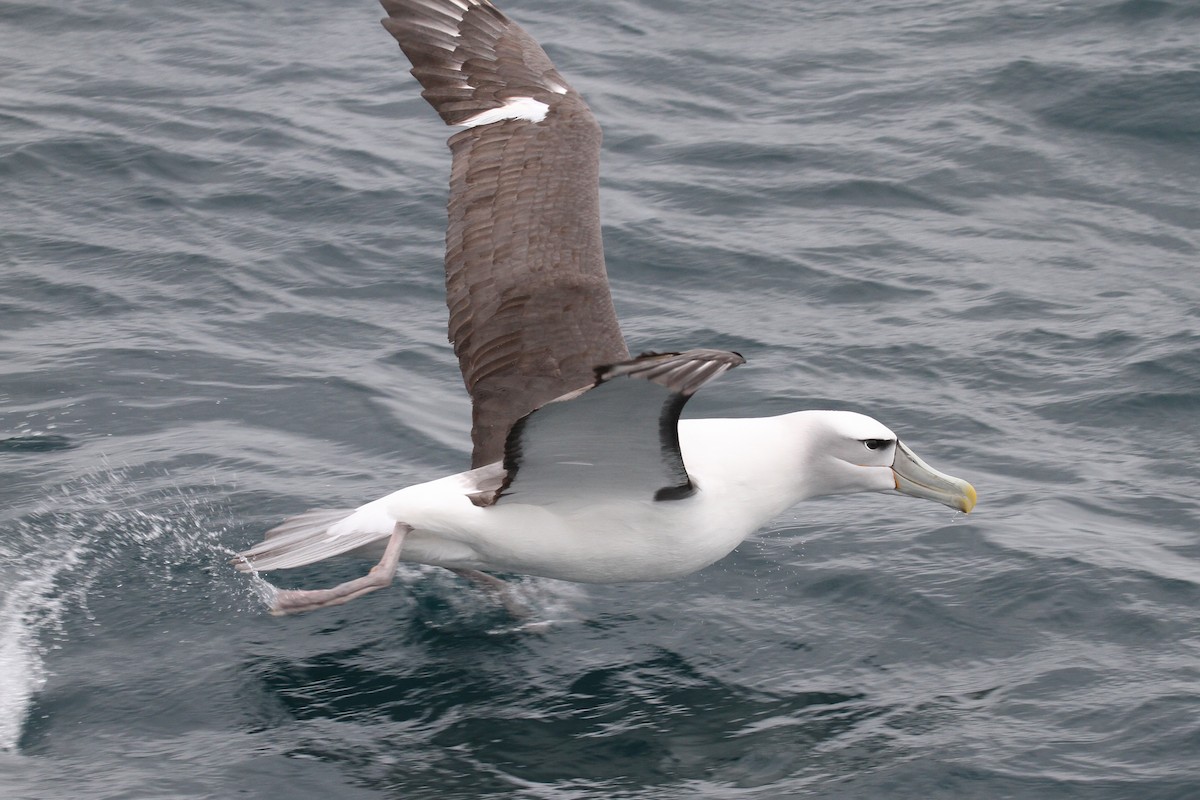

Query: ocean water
[2,0,1199,796]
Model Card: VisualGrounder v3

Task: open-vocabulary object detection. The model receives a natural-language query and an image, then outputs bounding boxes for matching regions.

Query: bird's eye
[862,438,891,451]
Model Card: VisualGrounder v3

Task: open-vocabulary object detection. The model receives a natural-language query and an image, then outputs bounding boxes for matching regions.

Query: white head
[786,410,976,512]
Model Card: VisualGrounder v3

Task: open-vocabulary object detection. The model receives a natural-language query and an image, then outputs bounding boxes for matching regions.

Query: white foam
[0,543,83,751]
[0,467,243,751]
[0,584,46,751]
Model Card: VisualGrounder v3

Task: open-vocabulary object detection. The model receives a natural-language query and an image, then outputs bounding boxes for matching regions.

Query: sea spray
[0,467,247,750]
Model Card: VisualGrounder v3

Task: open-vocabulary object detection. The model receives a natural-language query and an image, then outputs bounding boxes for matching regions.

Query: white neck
[677,415,804,526]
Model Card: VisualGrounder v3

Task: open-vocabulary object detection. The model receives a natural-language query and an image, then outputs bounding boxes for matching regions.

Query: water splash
[0,466,244,751]
[0,544,83,751]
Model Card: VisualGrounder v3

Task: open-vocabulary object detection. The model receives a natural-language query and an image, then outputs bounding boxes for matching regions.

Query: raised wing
[485,350,745,507]
[380,0,630,467]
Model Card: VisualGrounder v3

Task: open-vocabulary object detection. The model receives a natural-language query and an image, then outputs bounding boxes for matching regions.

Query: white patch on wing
[456,96,550,127]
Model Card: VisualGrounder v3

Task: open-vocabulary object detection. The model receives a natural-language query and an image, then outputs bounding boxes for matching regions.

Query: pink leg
[270,523,410,616]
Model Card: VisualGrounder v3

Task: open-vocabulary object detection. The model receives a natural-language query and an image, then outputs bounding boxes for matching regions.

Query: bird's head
[790,410,976,513]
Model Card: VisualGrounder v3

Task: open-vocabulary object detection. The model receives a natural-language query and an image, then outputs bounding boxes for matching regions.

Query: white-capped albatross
[234,0,977,615]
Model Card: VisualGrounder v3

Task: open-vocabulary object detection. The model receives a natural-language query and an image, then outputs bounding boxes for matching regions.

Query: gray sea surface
[3,0,1199,797]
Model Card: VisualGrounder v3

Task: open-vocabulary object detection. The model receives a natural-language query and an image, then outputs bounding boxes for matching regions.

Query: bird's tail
[233,508,389,572]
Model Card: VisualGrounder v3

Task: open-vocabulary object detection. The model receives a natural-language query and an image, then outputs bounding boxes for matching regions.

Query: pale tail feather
[233,508,389,572]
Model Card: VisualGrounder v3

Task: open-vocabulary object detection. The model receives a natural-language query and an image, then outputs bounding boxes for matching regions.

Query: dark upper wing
[485,350,745,508]
[380,0,629,467]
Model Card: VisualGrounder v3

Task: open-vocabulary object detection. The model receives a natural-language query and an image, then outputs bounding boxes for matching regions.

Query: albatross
[234,0,977,615]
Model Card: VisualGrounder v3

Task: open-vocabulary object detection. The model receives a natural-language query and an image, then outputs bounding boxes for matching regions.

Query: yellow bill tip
[958,482,977,514]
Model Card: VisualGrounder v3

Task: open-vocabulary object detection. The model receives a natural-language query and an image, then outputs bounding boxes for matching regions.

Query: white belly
[386,487,754,583]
